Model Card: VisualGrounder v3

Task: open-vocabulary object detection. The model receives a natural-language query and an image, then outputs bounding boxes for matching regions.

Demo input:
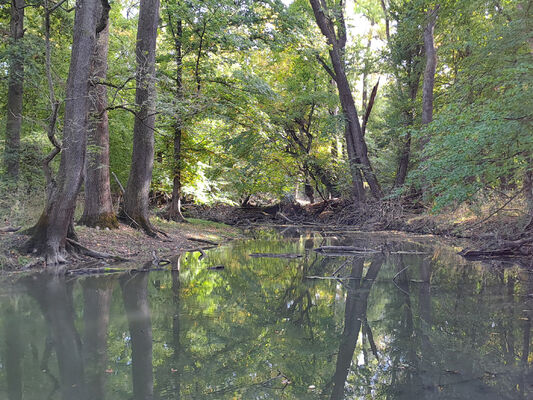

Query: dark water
[0,231,532,399]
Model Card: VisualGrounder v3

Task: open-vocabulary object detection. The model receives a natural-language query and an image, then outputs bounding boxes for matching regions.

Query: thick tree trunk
[121,272,154,400]
[309,0,382,200]
[3,0,25,182]
[335,60,382,199]
[80,5,118,230]
[345,123,365,201]
[24,0,99,265]
[123,0,160,235]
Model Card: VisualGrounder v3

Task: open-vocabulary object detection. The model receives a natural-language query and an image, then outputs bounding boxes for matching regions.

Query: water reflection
[0,233,531,399]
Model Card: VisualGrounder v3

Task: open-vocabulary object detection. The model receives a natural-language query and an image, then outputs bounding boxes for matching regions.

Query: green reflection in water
[0,232,532,399]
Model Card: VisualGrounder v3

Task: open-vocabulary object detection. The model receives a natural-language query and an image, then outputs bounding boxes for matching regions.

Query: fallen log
[249,253,303,259]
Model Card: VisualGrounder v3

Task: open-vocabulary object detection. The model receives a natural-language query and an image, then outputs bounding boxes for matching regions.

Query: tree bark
[24,0,100,265]
[80,1,118,229]
[122,0,161,235]
[3,0,25,182]
[164,12,186,222]
[309,0,382,200]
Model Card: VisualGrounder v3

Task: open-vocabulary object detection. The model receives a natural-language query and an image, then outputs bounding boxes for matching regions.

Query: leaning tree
[24,0,100,264]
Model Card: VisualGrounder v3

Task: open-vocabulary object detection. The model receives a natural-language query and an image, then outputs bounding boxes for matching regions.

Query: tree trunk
[309,0,382,200]
[524,157,533,231]
[24,0,100,265]
[422,7,438,126]
[163,13,186,222]
[3,0,25,182]
[345,123,365,201]
[80,4,118,229]
[122,0,160,235]
[121,272,154,400]
[393,44,422,188]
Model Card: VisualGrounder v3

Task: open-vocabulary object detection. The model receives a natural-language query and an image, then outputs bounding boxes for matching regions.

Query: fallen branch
[249,253,303,259]
[305,275,357,280]
[314,246,380,254]
[276,212,295,224]
[186,236,219,246]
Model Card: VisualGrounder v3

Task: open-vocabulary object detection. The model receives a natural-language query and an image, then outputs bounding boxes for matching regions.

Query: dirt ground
[0,217,243,271]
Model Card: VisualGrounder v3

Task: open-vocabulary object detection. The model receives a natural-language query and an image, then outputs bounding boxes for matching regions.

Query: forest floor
[0,217,243,272]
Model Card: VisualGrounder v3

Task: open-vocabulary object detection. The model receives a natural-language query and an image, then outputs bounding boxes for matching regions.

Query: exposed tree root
[65,238,129,262]
[118,210,168,238]
[0,226,21,233]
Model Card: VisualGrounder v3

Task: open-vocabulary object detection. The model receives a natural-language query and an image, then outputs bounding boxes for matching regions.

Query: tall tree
[162,5,186,222]
[3,0,25,181]
[309,0,382,200]
[80,0,118,229]
[24,0,100,264]
[421,5,439,126]
[122,0,161,235]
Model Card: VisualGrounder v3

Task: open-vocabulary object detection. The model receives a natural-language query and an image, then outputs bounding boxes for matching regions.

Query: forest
[0,0,532,266]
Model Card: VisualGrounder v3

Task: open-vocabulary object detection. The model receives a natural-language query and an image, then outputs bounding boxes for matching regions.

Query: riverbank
[0,217,243,271]
[1,196,531,271]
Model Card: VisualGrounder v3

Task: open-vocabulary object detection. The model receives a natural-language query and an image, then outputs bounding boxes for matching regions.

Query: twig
[111,171,125,194]
[453,188,524,234]
[331,260,349,276]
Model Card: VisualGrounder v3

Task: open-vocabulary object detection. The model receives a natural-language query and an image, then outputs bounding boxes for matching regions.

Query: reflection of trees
[27,274,86,400]
[121,271,154,400]
[3,300,22,400]
[82,276,115,400]
[22,274,115,400]
[171,256,182,399]
[329,256,383,400]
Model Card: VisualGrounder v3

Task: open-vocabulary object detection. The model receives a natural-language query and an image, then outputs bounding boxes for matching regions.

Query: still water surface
[0,230,532,399]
